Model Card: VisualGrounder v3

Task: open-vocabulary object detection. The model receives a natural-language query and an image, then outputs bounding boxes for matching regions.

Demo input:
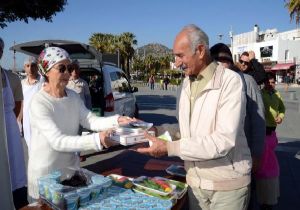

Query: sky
[0,0,297,70]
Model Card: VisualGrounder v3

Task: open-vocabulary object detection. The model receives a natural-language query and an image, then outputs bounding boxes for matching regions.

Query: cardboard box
[111,130,155,146]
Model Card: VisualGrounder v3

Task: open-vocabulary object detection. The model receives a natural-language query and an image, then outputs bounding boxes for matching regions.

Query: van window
[80,68,105,114]
[110,72,131,92]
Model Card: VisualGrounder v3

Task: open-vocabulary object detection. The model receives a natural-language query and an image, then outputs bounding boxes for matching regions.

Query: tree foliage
[132,53,174,77]
[285,0,300,26]
[0,0,67,28]
[89,32,175,79]
[89,32,137,77]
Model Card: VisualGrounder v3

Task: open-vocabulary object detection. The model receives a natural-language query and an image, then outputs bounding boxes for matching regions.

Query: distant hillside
[136,43,172,57]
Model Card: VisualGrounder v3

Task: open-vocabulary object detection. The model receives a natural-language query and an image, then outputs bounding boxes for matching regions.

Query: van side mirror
[132,86,138,92]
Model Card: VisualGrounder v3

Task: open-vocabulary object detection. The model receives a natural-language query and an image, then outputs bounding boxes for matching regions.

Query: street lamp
[229,30,233,58]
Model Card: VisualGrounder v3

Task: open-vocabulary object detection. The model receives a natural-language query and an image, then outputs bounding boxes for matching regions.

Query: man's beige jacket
[168,63,252,191]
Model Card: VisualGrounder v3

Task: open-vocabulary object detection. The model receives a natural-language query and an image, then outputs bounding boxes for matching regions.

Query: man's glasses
[239,60,249,65]
[53,64,73,74]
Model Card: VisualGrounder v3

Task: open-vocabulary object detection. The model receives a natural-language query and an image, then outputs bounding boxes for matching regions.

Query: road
[135,87,178,126]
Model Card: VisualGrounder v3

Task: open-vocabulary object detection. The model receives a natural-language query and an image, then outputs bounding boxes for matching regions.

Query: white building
[231,25,300,82]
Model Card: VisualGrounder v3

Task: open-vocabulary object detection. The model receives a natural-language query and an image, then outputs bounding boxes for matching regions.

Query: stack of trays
[38,168,112,210]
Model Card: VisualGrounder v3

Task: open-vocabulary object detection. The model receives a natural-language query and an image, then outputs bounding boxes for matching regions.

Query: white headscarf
[37,47,70,75]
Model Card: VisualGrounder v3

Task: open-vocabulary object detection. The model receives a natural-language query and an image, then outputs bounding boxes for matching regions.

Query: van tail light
[105,93,114,112]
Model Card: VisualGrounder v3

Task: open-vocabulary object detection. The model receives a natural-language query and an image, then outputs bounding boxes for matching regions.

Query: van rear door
[106,66,136,117]
[10,39,101,66]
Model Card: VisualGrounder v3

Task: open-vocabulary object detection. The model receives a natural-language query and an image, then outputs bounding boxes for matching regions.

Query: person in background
[21,56,44,150]
[289,73,294,84]
[28,47,135,201]
[89,74,103,111]
[239,51,267,86]
[137,25,251,210]
[163,75,170,90]
[160,76,164,90]
[255,72,285,210]
[0,37,28,209]
[210,43,266,210]
[283,73,290,93]
[148,74,155,90]
[67,60,92,110]
[67,60,93,161]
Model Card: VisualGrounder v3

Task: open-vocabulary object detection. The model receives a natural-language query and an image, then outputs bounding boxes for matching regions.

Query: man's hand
[99,130,117,148]
[117,116,137,126]
[275,117,283,124]
[248,51,256,60]
[136,132,168,158]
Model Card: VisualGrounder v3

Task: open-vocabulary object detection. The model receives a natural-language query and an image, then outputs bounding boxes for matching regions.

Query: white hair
[181,24,209,53]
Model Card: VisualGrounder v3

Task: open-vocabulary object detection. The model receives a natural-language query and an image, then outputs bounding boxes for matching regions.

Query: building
[232,25,300,83]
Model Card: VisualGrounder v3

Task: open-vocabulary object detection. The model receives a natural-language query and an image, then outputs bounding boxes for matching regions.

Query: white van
[10,40,139,117]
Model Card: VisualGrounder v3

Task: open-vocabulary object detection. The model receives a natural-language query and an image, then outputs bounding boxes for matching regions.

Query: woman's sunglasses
[53,64,74,74]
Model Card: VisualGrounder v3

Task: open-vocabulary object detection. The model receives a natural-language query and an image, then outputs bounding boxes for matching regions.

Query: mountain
[136,43,172,57]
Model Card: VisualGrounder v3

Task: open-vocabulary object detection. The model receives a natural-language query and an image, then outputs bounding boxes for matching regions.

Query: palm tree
[119,32,138,77]
[144,54,154,75]
[90,32,137,77]
[89,33,106,52]
[132,55,146,79]
[285,0,300,26]
[89,33,117,53]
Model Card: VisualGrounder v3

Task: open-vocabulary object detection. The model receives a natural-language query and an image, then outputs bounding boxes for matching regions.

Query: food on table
[133,176,174,195]
[109,174,133,189]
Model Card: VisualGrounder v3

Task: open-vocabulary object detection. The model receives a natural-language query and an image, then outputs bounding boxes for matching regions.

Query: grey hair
[181,24,209,53]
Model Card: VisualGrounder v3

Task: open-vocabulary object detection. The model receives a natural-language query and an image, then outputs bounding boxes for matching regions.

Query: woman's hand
[117,116,137,126]
[99,130,117,148]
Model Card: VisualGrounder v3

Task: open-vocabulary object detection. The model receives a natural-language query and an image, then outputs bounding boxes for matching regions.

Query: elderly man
[21,56,44,149]
[137,25,251,210]
[67,60,92,110]
[0,37,28,209]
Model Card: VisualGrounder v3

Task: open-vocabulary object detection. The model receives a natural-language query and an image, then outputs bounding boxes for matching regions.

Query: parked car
[10,40,139,117]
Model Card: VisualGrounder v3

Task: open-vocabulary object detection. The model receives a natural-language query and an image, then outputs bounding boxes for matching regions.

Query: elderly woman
[27,47,132,200]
